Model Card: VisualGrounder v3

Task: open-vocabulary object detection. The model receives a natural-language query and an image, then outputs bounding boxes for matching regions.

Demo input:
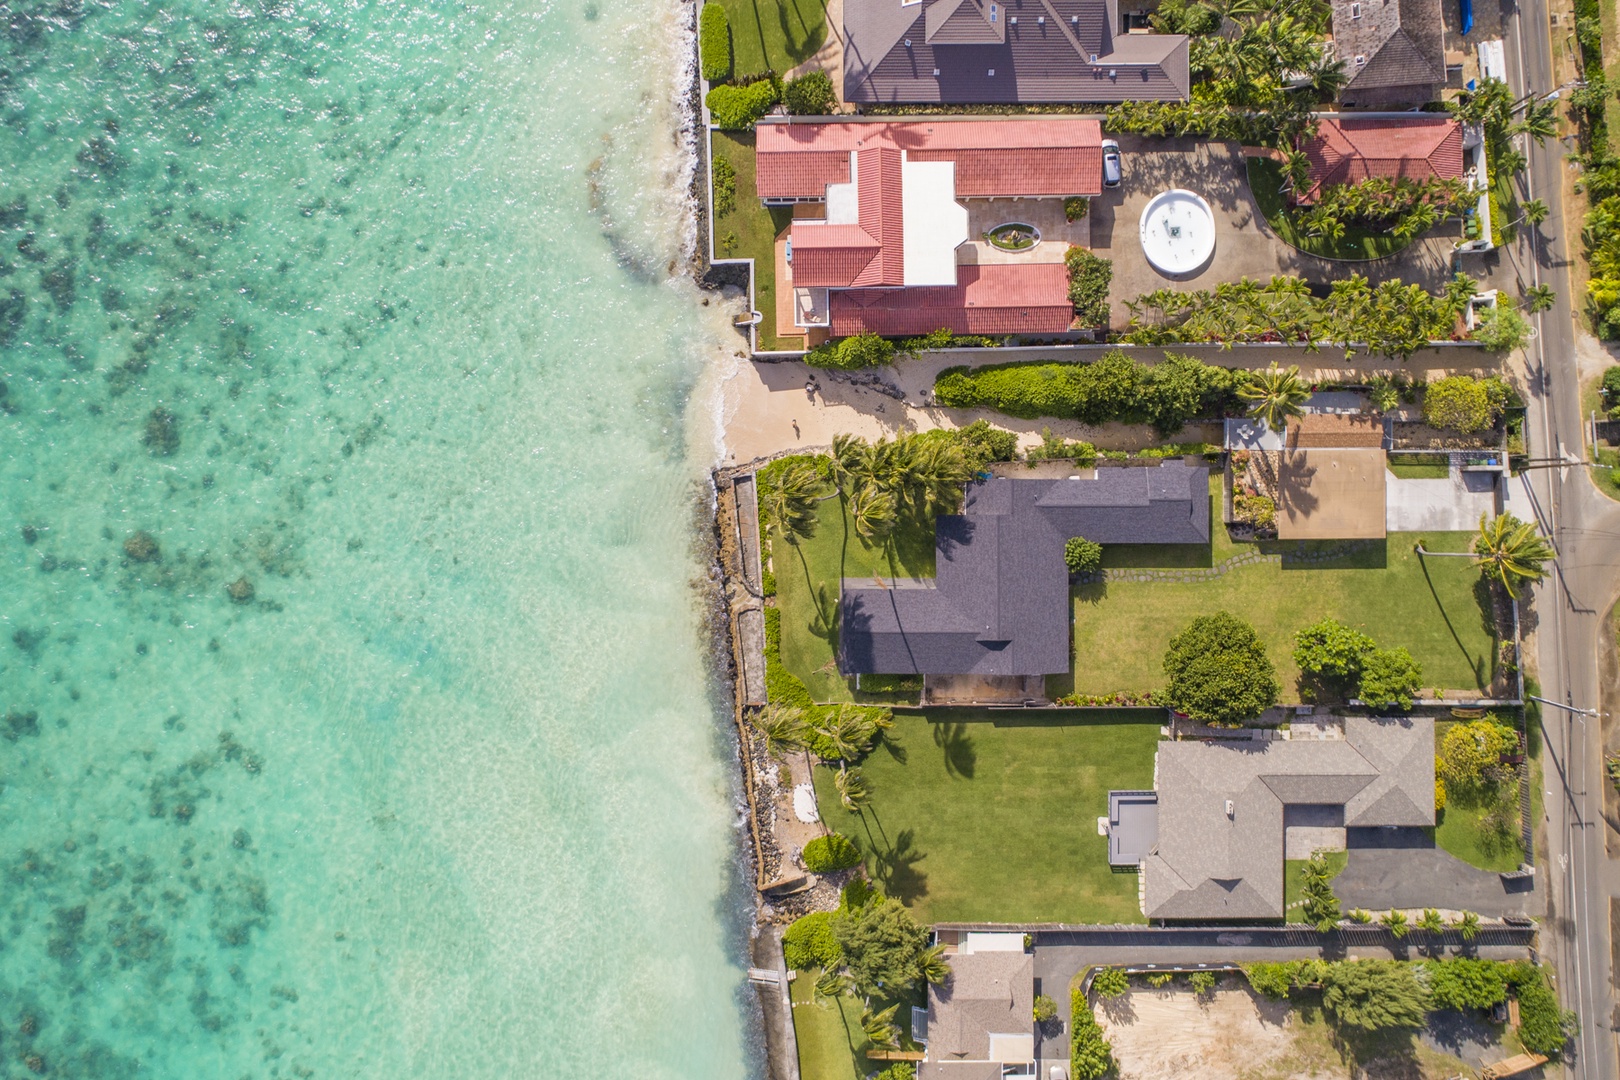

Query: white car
[1101,139,1121,188]
[1050,1066,1071,1080]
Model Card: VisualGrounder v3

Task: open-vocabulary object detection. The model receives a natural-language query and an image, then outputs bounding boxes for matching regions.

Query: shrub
[1066,248,1113,327]
[874,1065,915,1080]
[1147,972,1175,987]
[763,607,816,709]
[712,153,736,218]
[1357,647,1424,710]
[1293,618,1376,684]
[806,332,894,370]
[952,419,1019,470]
[839,875,879,912]
[1320,960,1429,1031]
[1435,774,1447,811]
[1064,536,1103,574]
[1065,197,1089,222]
[706,79,780,129]
[699,3,732,82]
[1422,375,1511,433]
[1243,961,1305,999]
[1233,492,1275,530]
[783,70,836,115]
[1071,988,1116,1080]
[1425,958,1509,1011]
[1439,717,1517,787]
[1473,303,1531,353]
[1509,963,1577,1057]
[761,567,776,597]
[803,832,862,872]
[1191,970,1217,994]
[1091,967,1129,998]
[783,911,841,970]
[1162,611,1280,724]
[1033,993,1058,1022]
[1602,365,1620,401]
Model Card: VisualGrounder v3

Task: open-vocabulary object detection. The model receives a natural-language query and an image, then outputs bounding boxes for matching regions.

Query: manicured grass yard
[790,969,872,1080]
[714,0,827,77]
[774,494,936,703]
[1282,850,1347,917]
[812,710,1161,924]
[1247,158,1412,262]
[711,132,799,351]
[1388,461,1452,480]
[1070,482,1499,697]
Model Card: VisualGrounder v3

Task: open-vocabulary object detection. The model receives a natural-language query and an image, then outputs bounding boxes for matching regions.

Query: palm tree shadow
[933,722,976,778]
[880,734,907,764]
[868,827,929,905]
[1416,547,1487,690]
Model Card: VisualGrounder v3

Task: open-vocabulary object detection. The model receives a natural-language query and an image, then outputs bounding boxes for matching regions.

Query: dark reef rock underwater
[123,531,160,562]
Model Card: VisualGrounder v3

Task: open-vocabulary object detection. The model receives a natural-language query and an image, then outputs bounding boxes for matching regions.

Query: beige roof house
[919,934,1035,1079]
[1276,414,1388,540]
[1142,715,1435,920]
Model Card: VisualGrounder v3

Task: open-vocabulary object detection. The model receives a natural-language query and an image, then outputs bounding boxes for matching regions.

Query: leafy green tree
[1473,512,1555,597]
[830,898,931,997]
[783,70,836,115]
[1425,958,1508,1010]
[1237,365,1310,432]
[1473,303,1532,353]
[1422,375,1509,433]
[1292,618,1375,685]
[1091,967,1129,998]
[1162,611,1281,724]
[1357,647,1423,711]
[1064,537,1103,574]
[1034,993,1059,1023]
[1320,960,1429,1030]
[1070,988,1116,1080]
[1438,717,1518,788]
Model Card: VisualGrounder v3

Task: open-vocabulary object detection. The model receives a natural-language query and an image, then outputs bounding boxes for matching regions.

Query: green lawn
[1387,461,1451,480]
[1070,482,1499,697]
[714,0,828,77]
[791,968,870,1080]
[1432,719,1526,872]
[1247,158,1413,262]
[711,131,800,352]
[812,710,1161,924]
[774,494,937,703]
[1282,850,1348,916]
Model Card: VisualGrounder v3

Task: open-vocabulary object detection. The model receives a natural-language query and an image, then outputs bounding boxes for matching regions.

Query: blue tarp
[1461,0,1473,35]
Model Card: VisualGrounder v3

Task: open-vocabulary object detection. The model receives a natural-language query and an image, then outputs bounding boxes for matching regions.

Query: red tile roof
[1297,116,1464,204]
[829,263,1073,336]
[789,225,881,288]
[755,118,1104,200]
[787,148,907,289]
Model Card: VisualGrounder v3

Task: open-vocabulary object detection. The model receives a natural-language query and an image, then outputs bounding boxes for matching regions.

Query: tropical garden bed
[984,222,1040,251]
[1247,158,1415,262]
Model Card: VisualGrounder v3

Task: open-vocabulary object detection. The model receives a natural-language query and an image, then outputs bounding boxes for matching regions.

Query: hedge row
[1070,986,1115,1079]
[934,352,1249,434]
[699,3,731,83]
[706,78,780,130]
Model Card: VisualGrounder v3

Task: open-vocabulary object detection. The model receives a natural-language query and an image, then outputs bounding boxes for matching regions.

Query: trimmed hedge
[1070,986,1115,1080]
[784,70,836,115]
[803,832,862,872]
[699,4,732,83]
[764,606,815,709]
[783,910,841,970]
[706,79,780,130]
[806,332,894,369]
[1509,962,1578,1057]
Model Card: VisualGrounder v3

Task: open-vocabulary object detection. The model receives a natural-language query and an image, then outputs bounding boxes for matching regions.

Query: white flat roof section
[1225,417,1284,450]
[902,157,968,286]
[988,1033,1036,1064]
[826,150,860,224]
[961,932,1026,953]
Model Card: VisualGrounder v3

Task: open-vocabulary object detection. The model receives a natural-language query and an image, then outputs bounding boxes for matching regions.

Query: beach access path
[715,344,1505,465]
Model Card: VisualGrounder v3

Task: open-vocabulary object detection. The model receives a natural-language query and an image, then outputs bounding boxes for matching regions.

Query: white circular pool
[1139,189,1215,275]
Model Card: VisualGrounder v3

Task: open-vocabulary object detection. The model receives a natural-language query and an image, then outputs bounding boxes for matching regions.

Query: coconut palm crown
[1237,364,1311,433]
[1473,511,1555,597]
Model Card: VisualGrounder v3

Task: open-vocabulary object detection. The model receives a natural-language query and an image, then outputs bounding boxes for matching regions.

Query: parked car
[784,237,793,264]
[1050,1066,1070,1080]
[1101,139,1121,188]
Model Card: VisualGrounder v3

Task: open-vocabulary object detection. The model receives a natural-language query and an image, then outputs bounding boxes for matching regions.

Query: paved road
[1501,0,1620,1071]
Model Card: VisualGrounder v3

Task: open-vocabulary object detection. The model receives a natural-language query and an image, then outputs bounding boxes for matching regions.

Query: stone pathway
[1078,540,1380,585]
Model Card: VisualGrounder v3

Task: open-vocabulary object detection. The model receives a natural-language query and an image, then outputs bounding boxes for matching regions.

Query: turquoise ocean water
[0,2,752,1077]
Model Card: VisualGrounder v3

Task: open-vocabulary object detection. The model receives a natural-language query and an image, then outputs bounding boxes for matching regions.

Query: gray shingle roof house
[917,935,1035,1079]
[844,0,1191,105]
[1142,715,1435,920]
[840,463,1210,676]
[1331,0,1446,108]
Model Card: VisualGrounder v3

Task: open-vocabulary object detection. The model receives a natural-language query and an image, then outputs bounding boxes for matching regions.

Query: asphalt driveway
[1334,827,1538,917]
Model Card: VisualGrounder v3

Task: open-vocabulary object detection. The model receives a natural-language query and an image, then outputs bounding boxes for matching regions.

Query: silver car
[1101,139,1121,188]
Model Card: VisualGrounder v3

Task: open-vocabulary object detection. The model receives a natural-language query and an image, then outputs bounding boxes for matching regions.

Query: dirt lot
[1094,982,1477,1080]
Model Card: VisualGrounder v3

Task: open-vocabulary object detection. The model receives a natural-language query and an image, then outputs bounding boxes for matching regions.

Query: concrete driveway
[1386,466,1504,531]
[1334,827,1538,917]
[1087,136,1471,329]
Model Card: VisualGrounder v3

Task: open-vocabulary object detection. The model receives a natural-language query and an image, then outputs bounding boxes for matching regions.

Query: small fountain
[1139,189,1215,275]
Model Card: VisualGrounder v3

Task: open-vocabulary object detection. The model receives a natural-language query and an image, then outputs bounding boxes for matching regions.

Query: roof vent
[1009,14,1017,23]
[1225,799,1235,818]
[1108,68,1117,78]
[988,67,996,75]
[1037,14,1045,23]
[904,37,912,46]
[1072,14,1079,22]
[932,67,941,75]
[1354,53,1366,65]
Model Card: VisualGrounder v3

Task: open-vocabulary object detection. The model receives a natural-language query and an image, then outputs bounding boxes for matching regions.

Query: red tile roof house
[1293,114,1465,205]
[754,117,1102,337]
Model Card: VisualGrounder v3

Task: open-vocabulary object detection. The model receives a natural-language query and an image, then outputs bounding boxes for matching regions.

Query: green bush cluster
[802,832,862,872]
[783,70,836,115]
[949,419,1019,471]
[1026,428,1098,464]
[699,4,732,82]
[1090,967,1129,997]
[933,352,1247,433]
[1064,537,1103,574]
[1510,962,1579,1056]
[1292,618,1424,708]
[706,78,780,129]
[1064,197,1089,223]
[711,153,736,218]
[1357,647,1424,710]
[1425,958,1509,1011]
[1070,987,1116,1080]
[1066,248,1113,327]
[783,911,840,970]
[1602,366,1620,417]
[873,1065,915,1080]
[1421,375,1513,433]
[806,332,895,369]
[898,328,1002,354]
[763,606,815,709]
[1162,611,1280,725]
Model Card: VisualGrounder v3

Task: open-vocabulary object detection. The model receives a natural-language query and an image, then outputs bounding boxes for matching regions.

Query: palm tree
[1473,511,1555,597]
[814,969,852,1000]
[1524,283,1557,313]
[1381,909,1410,939]
[749,704,808,758]
[1515,198,1550,228]
[848,484,898,542]
[1417,908,1445,933]
[761,459,829,544]
[920,943,951,986]
[1454,910,1481,941]
[861,1004,901,1049]
[1514,97,1559,143]
[810,707,868,768]
[1238,364,1311,433]
[835,766,872,811]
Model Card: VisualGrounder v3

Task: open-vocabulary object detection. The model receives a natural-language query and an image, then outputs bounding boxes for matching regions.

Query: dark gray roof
[840,463,1209,676]
[1143,716,1435,921]
[844,0,1191,104]
[1333,0,1445,102]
